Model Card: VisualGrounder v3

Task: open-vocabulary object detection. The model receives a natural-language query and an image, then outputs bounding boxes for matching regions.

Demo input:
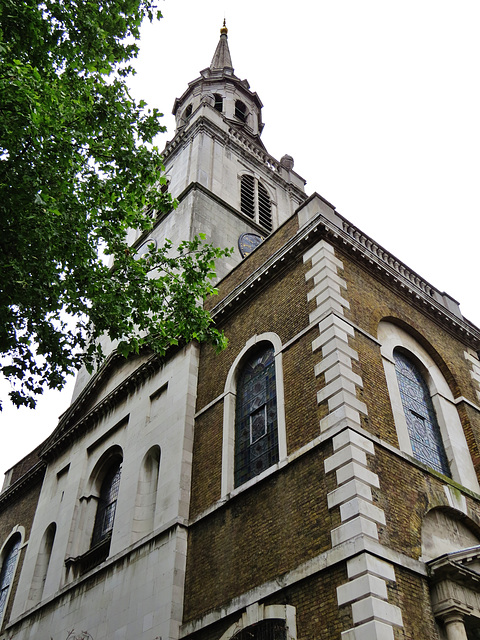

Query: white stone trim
[337,573,388,606]
[464,350,480,404]
[378,321,480,492]
[341,619,395,640]
[218,604,297,640]
[178,534,424,639]
[323,429,403,639]
[347,553,396,582]
[221,332,286,497]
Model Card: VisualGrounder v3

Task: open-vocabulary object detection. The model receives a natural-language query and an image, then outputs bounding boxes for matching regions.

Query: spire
[210,20,233,72]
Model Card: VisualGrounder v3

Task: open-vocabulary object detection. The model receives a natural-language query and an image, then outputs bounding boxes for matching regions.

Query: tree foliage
[0,0,231,409]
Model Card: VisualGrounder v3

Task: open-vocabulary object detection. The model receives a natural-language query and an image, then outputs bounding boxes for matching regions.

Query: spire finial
[210,20,233,71]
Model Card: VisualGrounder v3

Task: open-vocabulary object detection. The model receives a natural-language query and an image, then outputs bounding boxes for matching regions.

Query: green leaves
[0,1,231,409]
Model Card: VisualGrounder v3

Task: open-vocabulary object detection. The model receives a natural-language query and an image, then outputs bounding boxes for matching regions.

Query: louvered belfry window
[0,534,21,619]
[240,175,273,232]
[235,345,278,487]
[92,462,122,546]
[393,349,450,476]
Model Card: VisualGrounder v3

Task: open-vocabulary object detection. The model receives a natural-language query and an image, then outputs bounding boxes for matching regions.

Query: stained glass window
[0,533,21,619]
[394,349,450,476]
[235,345,278,487]
[91,461,122,546]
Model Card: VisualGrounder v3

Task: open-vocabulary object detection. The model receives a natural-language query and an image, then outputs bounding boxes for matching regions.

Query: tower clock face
[238,233,263,258]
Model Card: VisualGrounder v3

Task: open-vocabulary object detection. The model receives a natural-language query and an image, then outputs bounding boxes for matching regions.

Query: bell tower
[131,23,307,280]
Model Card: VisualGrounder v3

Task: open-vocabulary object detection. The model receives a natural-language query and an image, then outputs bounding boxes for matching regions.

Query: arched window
[235,345,278,487]
[214,93,223,112]
[393,349,450,475]
[234,620,286,640]
[218,604,296,640]
[91,460,122,547]
[240,175,273,232]
[378,320,479,492]
[235,100,247,122]
[0,533,21,621]
[184,104,192,119]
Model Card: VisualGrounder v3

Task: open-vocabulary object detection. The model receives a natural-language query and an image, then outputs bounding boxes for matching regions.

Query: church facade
[1,25,480,640]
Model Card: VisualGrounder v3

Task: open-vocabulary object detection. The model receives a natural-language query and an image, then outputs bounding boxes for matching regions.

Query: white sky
[1,0,479,478]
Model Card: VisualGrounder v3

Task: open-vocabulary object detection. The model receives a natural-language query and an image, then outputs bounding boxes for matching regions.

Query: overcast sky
[1,1,479,478]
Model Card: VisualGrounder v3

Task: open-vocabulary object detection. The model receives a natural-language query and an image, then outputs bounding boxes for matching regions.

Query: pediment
[40,349,162,460]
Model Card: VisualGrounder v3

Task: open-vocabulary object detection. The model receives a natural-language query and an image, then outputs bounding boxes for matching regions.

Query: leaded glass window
[0,533,21,620]
[394,349,450,475]
[91,461,122,546]
[235,345,278,487]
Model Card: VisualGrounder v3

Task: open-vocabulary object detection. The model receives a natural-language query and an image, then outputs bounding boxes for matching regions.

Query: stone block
[351,596,403,627]
[337,573,388,606]
[331,515,379,546]
[341,620,395,640]
[347,553,396,582]
[327,479,373,509]
[333,429,374,454]
[324,445,368,474]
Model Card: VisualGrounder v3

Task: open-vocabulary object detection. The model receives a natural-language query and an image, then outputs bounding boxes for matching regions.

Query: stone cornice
[330,214,480,345]
[162,114,307,200]
[210,209,480,348]
[0,461,45,510]
[40,350,164,461]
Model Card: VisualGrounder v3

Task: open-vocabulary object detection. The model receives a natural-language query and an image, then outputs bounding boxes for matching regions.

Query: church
[1,23,480,640]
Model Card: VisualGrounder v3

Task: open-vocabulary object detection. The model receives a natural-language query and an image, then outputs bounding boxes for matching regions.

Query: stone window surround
[0,525,24,628]
[221,332,287,497]
[378,321,479,493]
[218,603,297,640]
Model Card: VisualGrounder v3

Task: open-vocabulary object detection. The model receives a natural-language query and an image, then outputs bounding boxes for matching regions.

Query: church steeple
[172,24,265,137]
[210,21,233,73]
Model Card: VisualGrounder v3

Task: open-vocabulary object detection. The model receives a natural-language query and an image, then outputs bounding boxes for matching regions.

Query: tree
[0,1,232,409]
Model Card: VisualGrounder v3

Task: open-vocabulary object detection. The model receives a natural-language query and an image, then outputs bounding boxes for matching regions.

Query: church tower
[2,23,480,640]
[128,22,307,281]
[0,25,308,640]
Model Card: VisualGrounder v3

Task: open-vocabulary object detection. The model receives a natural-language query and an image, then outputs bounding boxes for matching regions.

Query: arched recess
[378,320,479,492]
[0,527,24,625]
[219,604,297,640]
[421,507,480,562]
[132,445,161,543]
[222,333,286,497]
[28,522,56,606]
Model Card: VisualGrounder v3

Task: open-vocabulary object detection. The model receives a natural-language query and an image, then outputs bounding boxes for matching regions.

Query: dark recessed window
[394,349,450,476]
[235,345,278,487]
[240,175,272,232]
[92,461,122,546]
[185,104,192,119]
[0,533,21,620]
[214,94,223,112]
[235,100,247,122]
[234,620,286,640]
